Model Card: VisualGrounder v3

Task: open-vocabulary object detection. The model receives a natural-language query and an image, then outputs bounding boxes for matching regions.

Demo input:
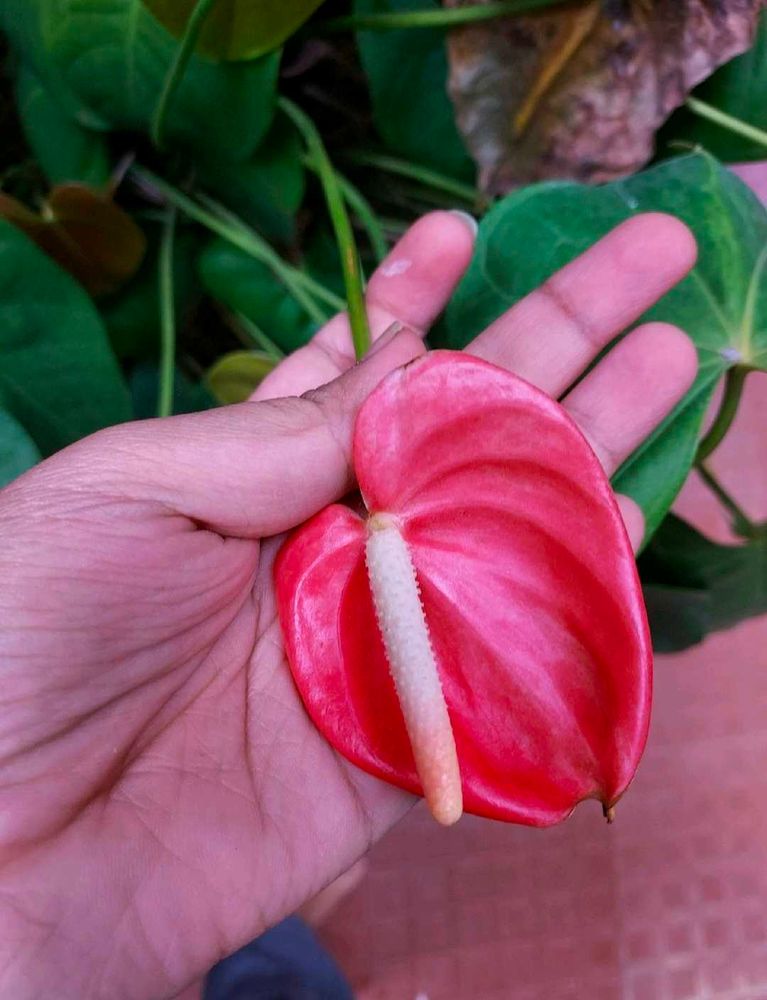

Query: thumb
[69,328,424,538]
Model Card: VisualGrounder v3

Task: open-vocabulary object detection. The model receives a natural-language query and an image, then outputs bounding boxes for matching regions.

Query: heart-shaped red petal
[276,352,651,827]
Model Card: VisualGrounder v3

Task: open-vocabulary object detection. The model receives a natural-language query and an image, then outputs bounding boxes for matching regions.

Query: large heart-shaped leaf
[142,0,326,61]
[0,410,42,488]
[0,221,131,454]
[1,0,279,161]
[661,9,767,163]
[442,153,767,540]
[15,67,111,186]
[276,353,651,827]
[640,513,767,652]
[355,0,473,180]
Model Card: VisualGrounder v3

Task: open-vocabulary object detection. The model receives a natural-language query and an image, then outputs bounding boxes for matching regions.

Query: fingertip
[366,211,476,332]
[614,212,698,277]
[630,321,699,395]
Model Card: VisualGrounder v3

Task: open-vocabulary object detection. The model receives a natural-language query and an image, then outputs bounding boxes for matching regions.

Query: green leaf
[0,409,42,487]
[15,67,111,186]
[198,238,317,353]
[661,10,767,163]
[206,350,277,404]
[442,153,767,540]
[142,0,325,61]
[639,513,767,652]
[1,0,280,161]
[356,0,473,181]
[0,220,131,454]
[196,113,306,245]
[130,363,214,419]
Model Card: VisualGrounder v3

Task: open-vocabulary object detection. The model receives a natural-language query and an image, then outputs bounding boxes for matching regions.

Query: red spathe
[276,351,652,826]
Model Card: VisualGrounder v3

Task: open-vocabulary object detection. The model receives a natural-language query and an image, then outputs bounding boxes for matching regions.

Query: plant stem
[696,464,759,538]
[342,149,479,206]
[302,154,388,263]
[132,166,343,322]
[157,206,177,418]
[337,173,388,262]
[685,98,767,152]
[281,97,371,358]
[323,0,558,32]
[152,0,220,149]
[695,366,748,463]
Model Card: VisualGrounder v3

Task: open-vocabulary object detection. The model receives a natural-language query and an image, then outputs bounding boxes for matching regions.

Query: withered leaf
[446,0,765,192]
[0,185,146,297]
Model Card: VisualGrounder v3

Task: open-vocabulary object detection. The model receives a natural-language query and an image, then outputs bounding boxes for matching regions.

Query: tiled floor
[320,377,767,998]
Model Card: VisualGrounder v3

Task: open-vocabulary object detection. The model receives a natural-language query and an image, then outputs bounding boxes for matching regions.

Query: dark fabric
[204,916,354,1000]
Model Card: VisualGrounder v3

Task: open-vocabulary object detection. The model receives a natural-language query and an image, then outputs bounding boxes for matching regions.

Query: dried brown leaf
[0,185,146,297]
[446,0,765,192]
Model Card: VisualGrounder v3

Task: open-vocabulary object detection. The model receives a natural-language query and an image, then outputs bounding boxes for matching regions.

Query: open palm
[0,212,697,1000]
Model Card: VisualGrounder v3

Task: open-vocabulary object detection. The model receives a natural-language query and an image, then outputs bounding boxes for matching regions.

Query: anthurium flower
[276,352,651,827]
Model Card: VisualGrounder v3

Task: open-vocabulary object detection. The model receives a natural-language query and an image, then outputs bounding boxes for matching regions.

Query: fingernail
[449,209,479,238]
[367,321,404,358]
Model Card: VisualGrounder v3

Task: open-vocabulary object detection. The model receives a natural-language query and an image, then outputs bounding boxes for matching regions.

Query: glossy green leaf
[661,10,767,163]
[1,0,280,161]
[0,220,131,454]
[142,0,325,61]
[443,153,767,540]
[0,410,42,488]
[640,513,767,652]
[199,239,317,353]
[15,67,111,186]
[206,350,277,404]
[196,113,306,244]
[356,0,473,181]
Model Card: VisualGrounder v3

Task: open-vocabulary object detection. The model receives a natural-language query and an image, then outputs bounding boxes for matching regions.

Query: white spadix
[365,512,463,826]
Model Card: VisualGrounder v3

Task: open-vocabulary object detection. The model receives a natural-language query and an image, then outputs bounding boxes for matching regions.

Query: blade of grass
[280,97,371,358]
[157,206,177,417]
[152,0,220,148]
[342,149,479,206]
[132,167,343,323]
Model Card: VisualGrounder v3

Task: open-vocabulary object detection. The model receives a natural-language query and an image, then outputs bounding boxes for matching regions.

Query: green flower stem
[152,0,220,149]
[281,98,370,358]
[157,206,177,418]
[302,155,388,263]
[342,149,479,206]
[695,366,748,463]
[696,464,759,538]
[685,98,767,152]
[323,0,558,32]
[337,174,388,262]
[132,167,342,323]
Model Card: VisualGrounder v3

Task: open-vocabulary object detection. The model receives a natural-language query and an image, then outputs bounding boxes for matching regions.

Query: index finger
[253,211,476,401]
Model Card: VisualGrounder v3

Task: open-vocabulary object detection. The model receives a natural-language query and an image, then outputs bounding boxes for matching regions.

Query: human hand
[0,211,697,999]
